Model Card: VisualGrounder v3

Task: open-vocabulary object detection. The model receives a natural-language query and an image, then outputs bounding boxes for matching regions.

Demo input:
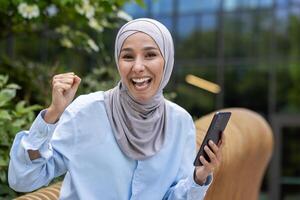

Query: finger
[208,140,219,154]
[53,82,72,93]
[52,79,74,89]
[54,75,75,82]
[204,145,218,163]
[208,140,223,162]
[54,78,75,85]
[199,155,210,167]
[53,72,75,80]
[199,156,214,172]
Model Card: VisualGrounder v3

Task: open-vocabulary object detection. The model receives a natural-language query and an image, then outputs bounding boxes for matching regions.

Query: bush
[0,74,41,198]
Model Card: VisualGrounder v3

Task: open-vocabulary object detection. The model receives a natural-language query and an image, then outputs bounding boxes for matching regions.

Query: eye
[145,52,157,58]
[121,54,134,60]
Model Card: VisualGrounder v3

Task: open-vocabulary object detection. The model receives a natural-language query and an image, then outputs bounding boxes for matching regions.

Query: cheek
[118,62,130,80]
[155,60,164,82]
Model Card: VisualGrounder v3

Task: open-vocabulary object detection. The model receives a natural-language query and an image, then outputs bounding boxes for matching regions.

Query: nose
[132,56,145,73]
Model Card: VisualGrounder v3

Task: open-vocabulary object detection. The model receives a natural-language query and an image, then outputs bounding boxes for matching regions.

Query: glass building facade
[124,0,300,199]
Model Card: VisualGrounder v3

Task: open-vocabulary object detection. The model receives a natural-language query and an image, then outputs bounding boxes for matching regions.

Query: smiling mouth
[131,77,152,91]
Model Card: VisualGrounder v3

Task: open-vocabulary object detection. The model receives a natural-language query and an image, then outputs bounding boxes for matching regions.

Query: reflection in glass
[224,0,238,10]
[276,9,289,35]
[259,11,272,31]
[153,17,173,33]
[224,0,273,10]
[248,0,259,8]
[223,12,256,58]
[179,0,220,13]
[291,7,300,17]
[259,0,273,7]
[224,65,268,113]
[276,0,289,7]
[123,2,147,18]
[200,14,217,31]
[152,0,173,15]
[173,64,217,115]
[177,14,217,59]
[291,0,300,4]
[178,16,196,39]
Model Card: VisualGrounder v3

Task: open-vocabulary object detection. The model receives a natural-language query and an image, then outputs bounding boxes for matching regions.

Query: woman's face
[118,32,164,102]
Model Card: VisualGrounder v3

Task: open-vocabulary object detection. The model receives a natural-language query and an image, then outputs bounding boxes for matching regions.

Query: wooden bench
[196,108,273,200]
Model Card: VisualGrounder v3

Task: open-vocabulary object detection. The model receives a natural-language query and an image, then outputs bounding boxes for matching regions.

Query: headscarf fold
[104,18,174,160]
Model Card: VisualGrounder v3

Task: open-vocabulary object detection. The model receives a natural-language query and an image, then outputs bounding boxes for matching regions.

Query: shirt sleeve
[8,108,76,192]
[163,116,213,200]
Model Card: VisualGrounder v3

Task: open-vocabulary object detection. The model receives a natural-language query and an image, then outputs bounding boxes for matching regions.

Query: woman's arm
[163,116,218,200]
[27,72,80,161]
[8,72,81,192]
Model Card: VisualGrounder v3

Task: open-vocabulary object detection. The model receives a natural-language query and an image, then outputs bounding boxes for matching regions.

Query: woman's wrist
[194,169,208,185]
[44,106,62,124]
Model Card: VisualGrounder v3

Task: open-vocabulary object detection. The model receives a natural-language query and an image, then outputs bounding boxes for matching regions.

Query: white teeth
[132,77,151,83]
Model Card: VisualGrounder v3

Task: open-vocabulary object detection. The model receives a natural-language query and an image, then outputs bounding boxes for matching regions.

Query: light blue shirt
[8,91,212,200]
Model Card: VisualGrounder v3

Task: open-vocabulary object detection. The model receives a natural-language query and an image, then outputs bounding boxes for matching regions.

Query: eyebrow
[120,46,159,52]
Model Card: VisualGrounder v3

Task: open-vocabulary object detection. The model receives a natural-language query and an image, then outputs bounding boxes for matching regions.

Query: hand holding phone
[194,112,231,166]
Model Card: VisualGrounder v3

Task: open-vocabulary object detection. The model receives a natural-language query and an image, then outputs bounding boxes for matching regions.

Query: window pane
[123,2,147,18]
[291,0,300,5]
[224,0,258,10]
[291,6,300,17]
[224,0,272,10]
[281,127,300,199]
[224,64,268,113]
[282,127,300,177]
[276,0,289,7]
[178,15,196,40]
[153,16,173,33]
[200,14,217,31]
[254,11,272,58]
[223,12,255,58]
[276,62,300,113]
[259,0,273,7]
[197,14,217,58]
[173,64,218,116]
[152,0,173,15]
[224,0,238,11]
[179,0,220,13]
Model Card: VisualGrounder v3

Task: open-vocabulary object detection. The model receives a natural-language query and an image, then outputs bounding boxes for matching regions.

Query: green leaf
[0,75,8,88]
[0,89,16,107]
[0,110,11,120]
[0,0,10,14]
[6,84,21,90]
[15,101,42,114]
[0,159,7,168]
[23,105,43,113]
[15,101,26,113]
[135,0,146,8]
[12,119,26,128]
[0,171,6,185]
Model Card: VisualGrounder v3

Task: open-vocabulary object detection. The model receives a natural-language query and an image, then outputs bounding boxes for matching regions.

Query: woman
[8,18,223,200]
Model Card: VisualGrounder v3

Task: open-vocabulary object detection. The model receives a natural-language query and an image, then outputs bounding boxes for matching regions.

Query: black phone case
[193,111,231,166]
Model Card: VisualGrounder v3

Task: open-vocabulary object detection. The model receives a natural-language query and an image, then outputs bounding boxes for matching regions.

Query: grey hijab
[104,18,174,160]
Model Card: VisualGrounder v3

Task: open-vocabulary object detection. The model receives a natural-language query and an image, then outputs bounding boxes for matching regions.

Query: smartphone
[193,111,231,166]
